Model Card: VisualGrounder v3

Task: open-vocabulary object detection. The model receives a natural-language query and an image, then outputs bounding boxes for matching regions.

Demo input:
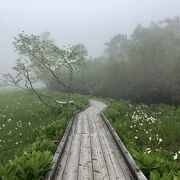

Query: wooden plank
[99,115,132,179]
[78,133,93,179]
[61,115,83,180]
[62,133,82,180]
[95,115,124,179]
[78,115,93,180]
[89,114,110,180]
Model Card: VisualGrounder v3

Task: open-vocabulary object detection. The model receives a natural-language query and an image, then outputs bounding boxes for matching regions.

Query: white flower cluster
[173,151,180,160]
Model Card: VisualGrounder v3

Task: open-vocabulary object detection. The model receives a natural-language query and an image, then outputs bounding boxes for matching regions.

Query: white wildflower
[159,138,162,143]
[173,153,178,160]
[146,148,151,154]
[8,118,11,122]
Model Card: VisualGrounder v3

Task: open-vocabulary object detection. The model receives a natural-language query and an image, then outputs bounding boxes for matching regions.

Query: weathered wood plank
[61,133,82,180]
[60,116,83,180]
[89,114,110,180]
[99,115,133,179]
[78,115,93,180]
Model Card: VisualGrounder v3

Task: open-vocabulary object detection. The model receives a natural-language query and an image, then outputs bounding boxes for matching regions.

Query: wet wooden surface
[55,100,134,180]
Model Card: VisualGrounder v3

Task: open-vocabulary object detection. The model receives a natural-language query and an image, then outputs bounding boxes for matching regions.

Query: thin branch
[25,44,69,92]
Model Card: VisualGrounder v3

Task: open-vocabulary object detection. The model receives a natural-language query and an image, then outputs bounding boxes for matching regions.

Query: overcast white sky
[0,0,180,73]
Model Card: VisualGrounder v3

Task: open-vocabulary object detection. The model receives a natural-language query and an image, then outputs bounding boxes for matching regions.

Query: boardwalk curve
[46,100,147,180]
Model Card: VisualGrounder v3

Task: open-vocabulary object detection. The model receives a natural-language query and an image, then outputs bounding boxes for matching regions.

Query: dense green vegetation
[0,90,88,179]
[105,99,180,179]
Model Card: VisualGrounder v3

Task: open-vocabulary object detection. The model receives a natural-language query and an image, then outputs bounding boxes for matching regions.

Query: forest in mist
[45,17,180,105]
[1,17,180,105]
[0,13,180,179]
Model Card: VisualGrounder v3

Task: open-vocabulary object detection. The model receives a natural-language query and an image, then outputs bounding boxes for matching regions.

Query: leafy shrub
[132,150,161,177]
[28,138,56,153]
[0,151,52,180]
[40,117,67,140]
[150,170,180,180]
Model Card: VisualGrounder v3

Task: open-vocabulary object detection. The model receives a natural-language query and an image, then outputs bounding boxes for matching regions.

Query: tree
[68,17,180,105]
[105,34,130,61]
[0,32,88,107]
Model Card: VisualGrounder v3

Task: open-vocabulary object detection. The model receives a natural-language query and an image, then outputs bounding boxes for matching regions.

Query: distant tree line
[47,17,180,104]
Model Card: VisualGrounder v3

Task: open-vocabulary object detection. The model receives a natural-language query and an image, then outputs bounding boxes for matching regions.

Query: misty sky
[0,0,180,73]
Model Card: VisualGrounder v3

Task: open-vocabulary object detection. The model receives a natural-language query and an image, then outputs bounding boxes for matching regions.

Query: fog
[0,0,180,73]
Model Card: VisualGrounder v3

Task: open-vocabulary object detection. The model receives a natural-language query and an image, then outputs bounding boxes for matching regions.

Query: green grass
[0,89,88,165]
[105,99,180,179]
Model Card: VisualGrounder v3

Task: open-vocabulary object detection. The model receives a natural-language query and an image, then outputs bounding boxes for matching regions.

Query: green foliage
[0,90,88,164]
[150,170,162,180]
[39,118,67,140]
[28,138,56,153]
[150,170,180,180]
[133,151,161,177]
[0,89,88,178]
[105,99,180,179]
[0,90,56,164]
[0,151,52,180]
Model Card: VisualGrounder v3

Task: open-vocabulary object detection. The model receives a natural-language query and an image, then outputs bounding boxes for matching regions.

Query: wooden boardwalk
[49,100,146,180]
